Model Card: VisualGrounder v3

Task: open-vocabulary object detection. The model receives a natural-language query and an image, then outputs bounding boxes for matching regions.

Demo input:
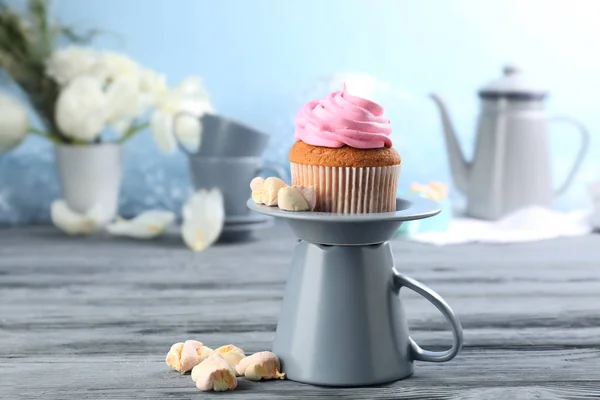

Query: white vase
[54,143,122,222]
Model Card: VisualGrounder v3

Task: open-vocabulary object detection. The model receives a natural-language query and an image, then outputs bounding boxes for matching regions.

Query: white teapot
[431,65,589,220]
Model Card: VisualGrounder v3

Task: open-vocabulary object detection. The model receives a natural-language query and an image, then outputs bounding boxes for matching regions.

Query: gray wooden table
[1,223,599,399]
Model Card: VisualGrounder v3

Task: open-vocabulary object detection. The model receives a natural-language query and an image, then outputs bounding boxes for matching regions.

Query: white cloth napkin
[408,206,594,245]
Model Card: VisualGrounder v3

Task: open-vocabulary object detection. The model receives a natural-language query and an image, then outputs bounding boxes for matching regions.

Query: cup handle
[257,163,288,182]
[549,115,590,197]
[392,270,463,362]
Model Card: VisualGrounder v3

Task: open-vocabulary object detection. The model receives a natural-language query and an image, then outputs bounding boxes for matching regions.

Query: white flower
[104,76,144,135]
[150,111,176,152]
[48,47,176,139]
[106,68,168,136]
[140,68,168,99]
[177,76,211,99]
[137,68,168,114]
[0,92,29,153]
[106,210,176,239]
[101,51,141,82]
[174,115,202,152]
[151,76,213,153]
[55,76,109,142]
[51,200,104,235]
[45,46,105,86]
[181,189,224,252]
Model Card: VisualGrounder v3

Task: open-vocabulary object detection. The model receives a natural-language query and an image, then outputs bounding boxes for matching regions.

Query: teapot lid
[479,65,547,100]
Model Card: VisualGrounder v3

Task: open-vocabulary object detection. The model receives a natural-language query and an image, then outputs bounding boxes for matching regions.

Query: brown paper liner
[290,162,401,213]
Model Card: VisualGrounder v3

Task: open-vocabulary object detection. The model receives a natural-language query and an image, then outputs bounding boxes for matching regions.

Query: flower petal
[138,69,167,112]
[0,92,29,153]
[105,77,143,124]
[150,110,177,153]
[181,189,224,251]
[174,113,202,152]
[100,51,141,82]
[106,210,175,239]
[50,200,103,235]
[55,76,108,142]
[179,98,214,117]
[140,68,167,99]
[45,46,105,86]
[177,76,210,97]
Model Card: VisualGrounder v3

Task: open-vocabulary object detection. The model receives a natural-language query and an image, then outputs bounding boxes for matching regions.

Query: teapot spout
[430,93,470,195]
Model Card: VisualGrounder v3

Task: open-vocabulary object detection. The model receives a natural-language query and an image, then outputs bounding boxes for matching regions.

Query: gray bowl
[189,114,271,158]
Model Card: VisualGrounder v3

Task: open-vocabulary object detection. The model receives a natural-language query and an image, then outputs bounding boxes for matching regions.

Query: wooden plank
[1,350,599,399]
[0,224,599,398]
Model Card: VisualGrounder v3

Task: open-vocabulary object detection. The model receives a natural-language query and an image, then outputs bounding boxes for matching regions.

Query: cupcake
[289,84,401,213]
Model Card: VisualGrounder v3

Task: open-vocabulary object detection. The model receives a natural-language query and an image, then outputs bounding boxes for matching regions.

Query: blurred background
[1,0,599,225]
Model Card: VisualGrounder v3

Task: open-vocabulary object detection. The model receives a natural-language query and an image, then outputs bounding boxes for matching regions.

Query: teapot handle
[392,270,463,362]
[549,116,590,197]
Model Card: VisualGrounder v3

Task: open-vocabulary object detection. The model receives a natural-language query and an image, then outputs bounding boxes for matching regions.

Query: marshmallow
[165,342,184,370]
[293,185,317,211]
[235,351,285,381]
[193,354,238,391]
[213,345,246,373]
[250,177,266,204]
[251,176,308,209]
[250,177,265,193]
[410,181,448,202]
[278,185,316,212]
[278,187,309,211]
[262,177,288,206]
[165,340,213,373]
[428,181,449,201]
[199,346,214,361]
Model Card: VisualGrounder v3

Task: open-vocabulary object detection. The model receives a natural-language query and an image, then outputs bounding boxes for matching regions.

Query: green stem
[28,128,63,144]
[118,121,150,144]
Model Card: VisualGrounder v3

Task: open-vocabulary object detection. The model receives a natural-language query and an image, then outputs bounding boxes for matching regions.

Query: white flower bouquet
[1,0,227,250]
[0,0,212,152]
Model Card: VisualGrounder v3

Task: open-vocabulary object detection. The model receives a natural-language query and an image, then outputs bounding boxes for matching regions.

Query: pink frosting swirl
[294,84,392,149]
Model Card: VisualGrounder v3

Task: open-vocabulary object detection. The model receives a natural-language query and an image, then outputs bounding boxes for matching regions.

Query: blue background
[1,0,599,224]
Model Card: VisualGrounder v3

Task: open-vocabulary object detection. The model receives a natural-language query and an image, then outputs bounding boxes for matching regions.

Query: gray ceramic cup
[272,242,463,386]
[177,113,271,157]
[248,196,463,386]
[189,156,286,217]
